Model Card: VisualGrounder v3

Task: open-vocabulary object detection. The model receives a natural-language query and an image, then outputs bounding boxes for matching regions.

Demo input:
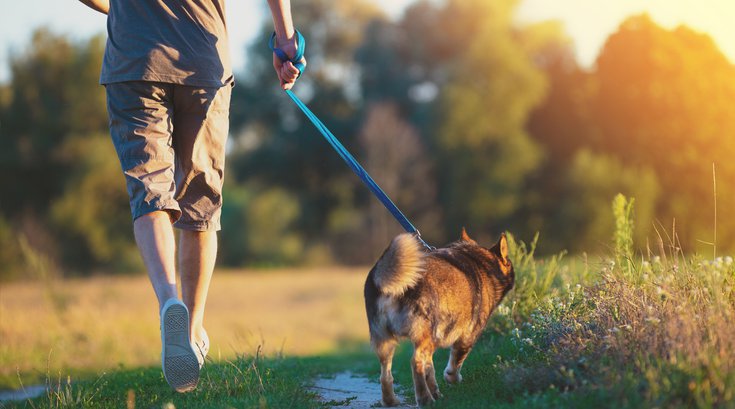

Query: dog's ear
[460,227,475,243]
[491,233,510,264]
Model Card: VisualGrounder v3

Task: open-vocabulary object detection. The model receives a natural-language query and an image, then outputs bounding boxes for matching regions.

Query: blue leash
[270,32,434,251]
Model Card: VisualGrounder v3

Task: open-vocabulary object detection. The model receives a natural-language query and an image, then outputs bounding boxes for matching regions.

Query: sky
[1,0,734,83]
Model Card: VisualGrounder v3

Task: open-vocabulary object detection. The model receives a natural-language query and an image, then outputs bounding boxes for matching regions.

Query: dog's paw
[431,388,443,400]
[380,396,401,407]
[443,369,463,384]
[416,394,436,407]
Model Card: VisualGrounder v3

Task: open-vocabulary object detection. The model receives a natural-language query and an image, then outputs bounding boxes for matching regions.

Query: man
[78,0,305,392]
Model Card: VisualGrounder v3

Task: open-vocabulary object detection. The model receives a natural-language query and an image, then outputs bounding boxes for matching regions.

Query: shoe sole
[161,303,200,392]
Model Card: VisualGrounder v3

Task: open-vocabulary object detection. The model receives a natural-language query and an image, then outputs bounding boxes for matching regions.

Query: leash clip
[414,230,436,252]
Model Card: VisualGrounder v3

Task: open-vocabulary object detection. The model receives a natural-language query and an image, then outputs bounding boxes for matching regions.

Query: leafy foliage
[589,14,735,252]
[3,6,735,277]
[0,30,137,276]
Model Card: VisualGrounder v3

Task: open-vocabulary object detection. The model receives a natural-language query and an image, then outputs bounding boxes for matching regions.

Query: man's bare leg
[135,211,202,391]
[179,230,217,345]
[133,211,178,309]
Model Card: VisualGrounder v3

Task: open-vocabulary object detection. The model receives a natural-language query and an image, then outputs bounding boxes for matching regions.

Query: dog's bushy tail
[373,233,426,296]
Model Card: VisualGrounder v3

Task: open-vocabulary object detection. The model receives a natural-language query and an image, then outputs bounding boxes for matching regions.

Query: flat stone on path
[310,371,415,408]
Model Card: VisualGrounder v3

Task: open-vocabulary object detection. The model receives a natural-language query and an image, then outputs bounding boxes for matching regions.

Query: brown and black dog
[364,229,515,407]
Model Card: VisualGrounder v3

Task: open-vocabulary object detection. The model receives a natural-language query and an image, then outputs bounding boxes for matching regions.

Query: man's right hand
[272,35,306,90]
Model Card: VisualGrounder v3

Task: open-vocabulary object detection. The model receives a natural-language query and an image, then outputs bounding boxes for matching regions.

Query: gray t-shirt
[100,0,232,87]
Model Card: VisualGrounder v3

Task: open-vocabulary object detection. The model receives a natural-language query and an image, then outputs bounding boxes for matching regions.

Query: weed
[612,193,635,279]
[503,232,568,321]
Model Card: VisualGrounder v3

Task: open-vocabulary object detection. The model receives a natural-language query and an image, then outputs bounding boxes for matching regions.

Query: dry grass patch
[0,267,370,388]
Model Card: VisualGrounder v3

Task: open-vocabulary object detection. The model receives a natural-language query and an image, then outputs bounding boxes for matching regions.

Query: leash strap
[270,32,433,250]
[269,30,307,77]
[285,90,434,251]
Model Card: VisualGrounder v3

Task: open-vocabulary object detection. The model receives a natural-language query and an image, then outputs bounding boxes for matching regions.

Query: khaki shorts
[106,81,231,231]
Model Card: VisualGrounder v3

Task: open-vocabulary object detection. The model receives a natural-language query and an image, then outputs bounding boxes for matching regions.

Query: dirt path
[0,385,46,403]
[310,371,415,408]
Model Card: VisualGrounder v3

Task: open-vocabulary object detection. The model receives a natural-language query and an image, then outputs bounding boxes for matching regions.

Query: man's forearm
[79,0,109,15]
[267,0,303,89]
[266,0,295,43]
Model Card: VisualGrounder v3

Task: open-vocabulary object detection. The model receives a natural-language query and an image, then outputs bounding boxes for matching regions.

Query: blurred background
[1,0,735,279]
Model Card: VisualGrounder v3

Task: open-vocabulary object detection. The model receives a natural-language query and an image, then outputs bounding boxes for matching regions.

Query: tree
[0,29,137,275]
[355,103,441,259]
[561,150,659,253]
[526,22,592,162]
[520,22,598,250]
[50,135,139,272]
[0,29,107,216]
[433,0,546,239]
[591,15,735,251]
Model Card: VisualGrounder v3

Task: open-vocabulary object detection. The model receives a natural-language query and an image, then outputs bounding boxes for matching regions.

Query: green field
[2,199,735,408]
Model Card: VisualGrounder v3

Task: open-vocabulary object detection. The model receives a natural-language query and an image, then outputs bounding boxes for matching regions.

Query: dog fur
[364,229,515,407]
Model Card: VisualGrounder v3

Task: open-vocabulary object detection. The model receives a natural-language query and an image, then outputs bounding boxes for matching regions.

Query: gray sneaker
[160,298,200,392]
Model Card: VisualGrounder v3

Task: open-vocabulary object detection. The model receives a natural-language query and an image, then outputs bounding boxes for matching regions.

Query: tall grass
[612,193,636,279]
[503,232,588,322]
[500,194,735,408]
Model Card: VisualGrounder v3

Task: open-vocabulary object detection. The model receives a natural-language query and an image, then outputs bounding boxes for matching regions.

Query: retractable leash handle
[270,32,434,252]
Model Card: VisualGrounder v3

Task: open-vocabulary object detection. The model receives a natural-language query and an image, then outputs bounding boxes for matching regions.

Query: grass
[3,347,377,408]
[4,195,735,408]
[0,268,370,390]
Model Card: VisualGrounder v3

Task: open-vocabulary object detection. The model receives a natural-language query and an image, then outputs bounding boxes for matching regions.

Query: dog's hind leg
[444,343,472,384]
[412,338,436,407]
[424,353,442,400]
[373,338,400,407]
